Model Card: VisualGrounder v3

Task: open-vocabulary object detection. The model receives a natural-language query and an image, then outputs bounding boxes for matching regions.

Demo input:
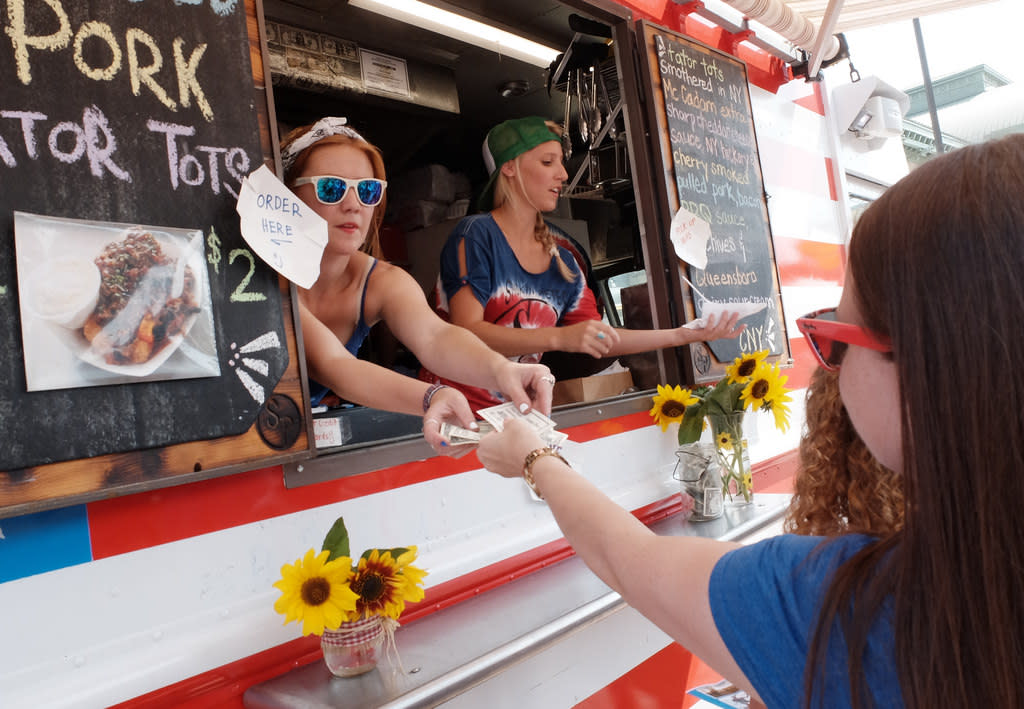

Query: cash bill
[439,420,495,445]
[437,403,566,451]
[477,402,556,432]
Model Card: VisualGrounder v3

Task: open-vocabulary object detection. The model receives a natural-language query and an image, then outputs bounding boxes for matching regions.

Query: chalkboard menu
[639,22,788,380]
[0,0,307,516]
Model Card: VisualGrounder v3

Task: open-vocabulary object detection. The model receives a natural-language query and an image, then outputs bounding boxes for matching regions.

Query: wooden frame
[634,21,791,384]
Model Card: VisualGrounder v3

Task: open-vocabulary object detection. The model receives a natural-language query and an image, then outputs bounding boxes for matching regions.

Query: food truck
[0,0,979,706]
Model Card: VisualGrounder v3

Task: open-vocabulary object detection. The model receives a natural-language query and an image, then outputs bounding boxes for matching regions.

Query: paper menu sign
[669,205,710,270]
[236,164,327,289]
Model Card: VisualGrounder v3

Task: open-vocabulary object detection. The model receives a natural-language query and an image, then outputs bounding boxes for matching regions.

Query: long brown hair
[491,121,577,282]
[806,135,1024,707]
[785,367,903,537]
[279,123,386,259]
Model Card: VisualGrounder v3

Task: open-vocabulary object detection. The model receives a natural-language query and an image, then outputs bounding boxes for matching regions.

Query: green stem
[710,414,752,503]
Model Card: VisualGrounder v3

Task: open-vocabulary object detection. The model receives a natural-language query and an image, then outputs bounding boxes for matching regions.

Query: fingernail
[519,403,529,413]
[440,441,448,447]
[469,422,479,430]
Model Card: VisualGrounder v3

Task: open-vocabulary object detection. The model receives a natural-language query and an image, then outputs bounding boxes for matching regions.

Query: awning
[702,0,997,74]
[786,0,997,33]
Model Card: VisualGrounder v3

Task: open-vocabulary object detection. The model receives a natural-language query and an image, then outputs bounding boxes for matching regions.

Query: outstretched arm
[300,299,477,449]
[476,419,760,703]
[452,284,745,361]
[606,312,746,357]
[300,298,427,416]
[375,266,554,415]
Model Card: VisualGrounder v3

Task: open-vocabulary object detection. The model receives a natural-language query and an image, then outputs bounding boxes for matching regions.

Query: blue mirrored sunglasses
[292,175,387,207]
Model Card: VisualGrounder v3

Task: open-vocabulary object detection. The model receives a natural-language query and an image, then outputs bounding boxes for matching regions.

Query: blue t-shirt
[437,214,596,333]
[710,534,903,709]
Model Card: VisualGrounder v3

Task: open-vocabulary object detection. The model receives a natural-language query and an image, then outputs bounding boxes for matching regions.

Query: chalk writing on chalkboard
[0,0,288,469]
[645,24,786,367]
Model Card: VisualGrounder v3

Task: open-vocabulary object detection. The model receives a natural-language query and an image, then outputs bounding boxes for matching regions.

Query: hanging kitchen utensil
[589,63,602,139]
[576,69,590,146]
[596,63,617,141]
[562,75,573,160]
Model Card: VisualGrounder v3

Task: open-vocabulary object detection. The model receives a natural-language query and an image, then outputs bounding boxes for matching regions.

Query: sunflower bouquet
[273,516,427,637]
[650,350,792,502]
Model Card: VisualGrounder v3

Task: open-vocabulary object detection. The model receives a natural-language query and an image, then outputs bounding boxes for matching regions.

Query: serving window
[260,0,789,488]
[263,0,684,481]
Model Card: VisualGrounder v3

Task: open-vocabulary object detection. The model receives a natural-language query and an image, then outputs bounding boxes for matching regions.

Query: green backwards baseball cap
[477,116,563,211]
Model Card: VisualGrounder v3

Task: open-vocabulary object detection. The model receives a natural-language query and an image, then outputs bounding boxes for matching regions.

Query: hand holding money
[440,402,568,453]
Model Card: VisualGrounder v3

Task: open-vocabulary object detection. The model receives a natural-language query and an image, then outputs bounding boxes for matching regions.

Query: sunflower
[347,548,427,621]
[725,349,769,384]
[393,547,428,604]
[740,361,786,411]
[649,384,698,431]
[716,430,734,450]
[273,548,359,636]
[741,471,753,491]
[762,382,794,433]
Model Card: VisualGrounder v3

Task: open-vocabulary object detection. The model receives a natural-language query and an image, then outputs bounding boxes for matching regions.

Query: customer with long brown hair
[476,134,1024,707]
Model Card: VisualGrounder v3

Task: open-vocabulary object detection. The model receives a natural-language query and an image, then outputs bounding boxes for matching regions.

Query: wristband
[422,382,450,413]
[522,447,570,500]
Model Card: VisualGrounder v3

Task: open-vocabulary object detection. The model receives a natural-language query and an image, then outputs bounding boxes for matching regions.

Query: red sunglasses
[796,307,892,372]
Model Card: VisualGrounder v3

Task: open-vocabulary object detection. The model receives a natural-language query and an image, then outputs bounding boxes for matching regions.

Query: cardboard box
[552,369,634,406]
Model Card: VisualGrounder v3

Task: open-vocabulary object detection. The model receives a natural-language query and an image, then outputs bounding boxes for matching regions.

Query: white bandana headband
[280,116,367,175]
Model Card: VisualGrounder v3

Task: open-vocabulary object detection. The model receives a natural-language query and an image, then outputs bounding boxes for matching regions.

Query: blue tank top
[309,258,377,407]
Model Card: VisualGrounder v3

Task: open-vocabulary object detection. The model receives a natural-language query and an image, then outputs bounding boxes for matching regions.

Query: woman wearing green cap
[425,116,744,411]
[280,117,557,451]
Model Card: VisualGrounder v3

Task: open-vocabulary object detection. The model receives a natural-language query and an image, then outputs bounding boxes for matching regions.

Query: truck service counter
[244,494,790,708]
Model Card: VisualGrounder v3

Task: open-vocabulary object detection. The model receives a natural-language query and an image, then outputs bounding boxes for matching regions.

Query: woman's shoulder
[450,213,499,240]
[364,256,410,285]
[442,214,506,262]
[362,256,428,318]
[721,533,880,579]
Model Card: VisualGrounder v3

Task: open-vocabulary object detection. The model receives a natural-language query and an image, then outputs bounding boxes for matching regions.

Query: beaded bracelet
[422,382,450,413]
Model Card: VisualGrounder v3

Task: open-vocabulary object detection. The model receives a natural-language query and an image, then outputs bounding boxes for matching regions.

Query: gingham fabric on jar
[321,616,384,647]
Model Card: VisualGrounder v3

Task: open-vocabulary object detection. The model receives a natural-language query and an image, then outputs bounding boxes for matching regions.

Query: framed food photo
[14,212,220,391]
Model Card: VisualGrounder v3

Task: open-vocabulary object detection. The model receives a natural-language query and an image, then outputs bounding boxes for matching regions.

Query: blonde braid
[534,213,578,282]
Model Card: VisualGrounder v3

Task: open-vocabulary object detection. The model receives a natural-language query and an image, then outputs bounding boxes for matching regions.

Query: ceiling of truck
[261,0,607,174]
[262,0,589,122]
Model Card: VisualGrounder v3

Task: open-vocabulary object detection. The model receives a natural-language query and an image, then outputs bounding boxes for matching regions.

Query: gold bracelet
[522,447,569,500]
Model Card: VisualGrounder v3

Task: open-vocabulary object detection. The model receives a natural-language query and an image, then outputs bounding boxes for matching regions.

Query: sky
[827,0,1024,91]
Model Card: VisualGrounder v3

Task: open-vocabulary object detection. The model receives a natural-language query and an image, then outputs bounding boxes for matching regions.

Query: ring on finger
[596,332,606,340]
[424,417,441,429]
[540,374,556,385]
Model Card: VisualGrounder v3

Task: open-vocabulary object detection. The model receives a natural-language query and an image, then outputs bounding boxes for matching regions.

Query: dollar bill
[477,402,556,433]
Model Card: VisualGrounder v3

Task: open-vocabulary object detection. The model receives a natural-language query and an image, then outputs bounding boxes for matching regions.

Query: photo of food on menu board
[14,212,220,392]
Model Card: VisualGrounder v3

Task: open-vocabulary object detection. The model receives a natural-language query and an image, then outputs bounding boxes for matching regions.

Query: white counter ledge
[244,493,790,709]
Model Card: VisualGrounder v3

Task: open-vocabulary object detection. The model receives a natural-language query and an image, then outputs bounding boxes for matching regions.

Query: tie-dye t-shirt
[424,213,600,410]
